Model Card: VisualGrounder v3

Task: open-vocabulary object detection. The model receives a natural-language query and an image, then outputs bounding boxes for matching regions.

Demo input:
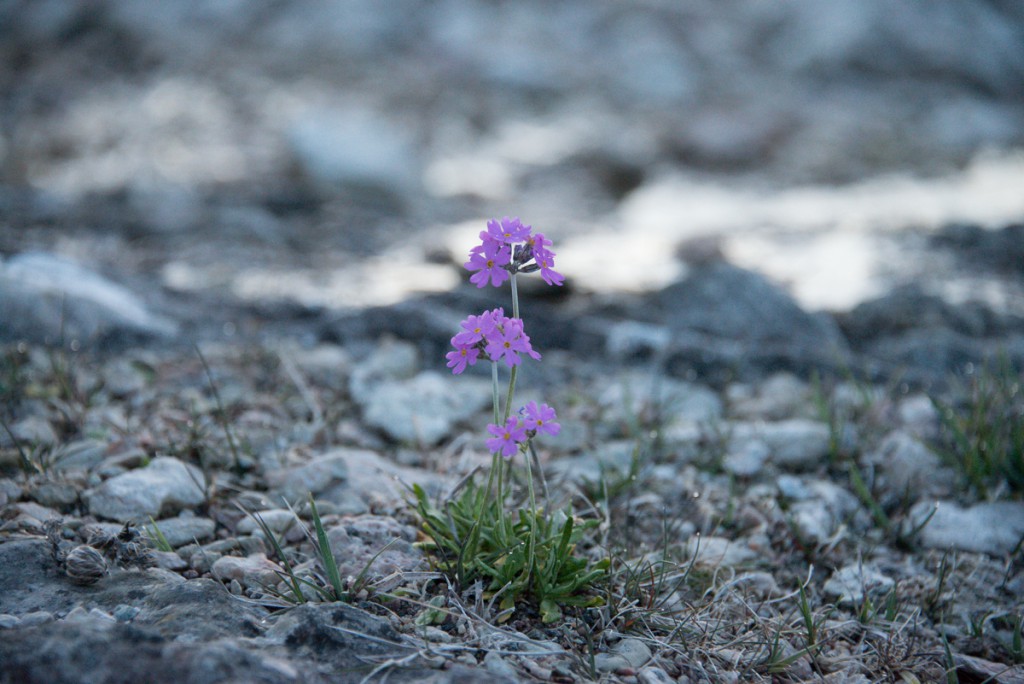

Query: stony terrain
[2,2,1024,683]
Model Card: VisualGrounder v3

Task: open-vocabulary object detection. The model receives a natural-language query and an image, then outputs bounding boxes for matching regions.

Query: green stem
[510,273,520,320]
[503,365,518,422]
[523,440,539,587]
[491,362,500,426]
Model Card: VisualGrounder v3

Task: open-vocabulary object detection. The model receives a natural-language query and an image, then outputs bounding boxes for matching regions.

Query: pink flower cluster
[464,217,564,288]
[486,401,561,458]
[445,308,542,374]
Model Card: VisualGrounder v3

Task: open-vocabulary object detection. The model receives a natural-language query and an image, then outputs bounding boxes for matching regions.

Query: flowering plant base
[413,480,608,623]
[415,216,607,622]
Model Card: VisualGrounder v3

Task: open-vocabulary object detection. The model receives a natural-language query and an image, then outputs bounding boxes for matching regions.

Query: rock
[287,106,419,201]
[864,431,955,501]
[611,637,652,669]
[932,222,1024,276]
[146,515,217,548]
[728,373,812,421]
[594,652,631,673]
[730,419,832,469]
[778,476,866,544]
[604,321,671,360]
[0,252,177,347]
[723,440,770,477]
[236,509,301,539]
[597,371,723,427]
[9,415,58,447]
[823,564,895,604]
[84,457,206,522]
[359,371,492,445]
[686,535,758,568]
[265,452,349,506]
[324,514,425,581]
[906,500,1024,556]
[263,602,462,681]
[210,553,283,590]
[656,263,849,382]
[320,447,445,514]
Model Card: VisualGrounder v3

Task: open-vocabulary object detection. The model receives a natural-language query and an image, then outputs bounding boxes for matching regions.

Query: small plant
[415,217,607,622]
[931,357,1024,499]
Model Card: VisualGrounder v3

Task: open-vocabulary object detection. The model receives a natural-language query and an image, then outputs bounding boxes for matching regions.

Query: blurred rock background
[1,0,1023,372]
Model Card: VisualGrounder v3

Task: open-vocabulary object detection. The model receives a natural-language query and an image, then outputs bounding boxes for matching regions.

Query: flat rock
[823,564,895,604]
[359,371,492,445]
[0,252,177,347]
[907,500,1024,556]
[730,419,832,469]
[656,263,849,382]
[84,456,206,522]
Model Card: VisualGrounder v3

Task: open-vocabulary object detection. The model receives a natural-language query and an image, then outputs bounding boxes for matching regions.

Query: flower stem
[510,273,520,320]
[523,441,539,586]
[491,361,500,426]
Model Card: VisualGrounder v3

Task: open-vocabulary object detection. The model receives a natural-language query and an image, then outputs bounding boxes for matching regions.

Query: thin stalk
[502,366,519,422]
[510,274,520,320]
[491,362,501,426]
[523,442,539,588]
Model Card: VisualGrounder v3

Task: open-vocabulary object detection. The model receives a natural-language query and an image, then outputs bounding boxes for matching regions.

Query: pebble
[638,666,676,684]
[211,553,285,590]
[730,419,831,469]
[906,500,1024,556]
[612,637,653,669]
[146,515,217,548]
[84,457,206,522]
[865,431,954,500]
[0,614,19,629]
[823,564,895,604]
[686,535,757,568]
[265,453,349,505]
[19,611,54,627]
[359,371,492,445]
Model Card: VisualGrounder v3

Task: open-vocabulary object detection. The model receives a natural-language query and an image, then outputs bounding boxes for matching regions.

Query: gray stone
[724,440,770,477]
[638,666,676,684]
[0,613,19,629]
[594,653,632,673]
[85,456,206,522]
[730,419,832,469]
[657,263,849,381]
[907,500,1024,556]
[598,371,723,427]
[360,371,492,445]
[686,535,757,568]
[211,553,284,590]
[779,477,865,544]
[265,452,349,505]
[287,107,419,197]
[0,252,177,346]
[865,431,955,500]
[612,637,653,669]
[823,564,895,604]
[19,611,54,627]
[146,515,217,548]
[236,509,301,539]
[9,415,58,447]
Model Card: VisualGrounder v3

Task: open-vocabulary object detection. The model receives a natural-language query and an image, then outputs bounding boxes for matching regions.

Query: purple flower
[486,217,531,244]
[522,401,560,436]
[484,317,542,368]
[486,417,528,458]
[445,342,480,374]
[465,238,511,288]
[531,233,564,286]
[453,309,500,346]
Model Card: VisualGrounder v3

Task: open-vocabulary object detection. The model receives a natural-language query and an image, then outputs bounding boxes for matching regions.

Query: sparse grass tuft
[931,357,1024,499]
